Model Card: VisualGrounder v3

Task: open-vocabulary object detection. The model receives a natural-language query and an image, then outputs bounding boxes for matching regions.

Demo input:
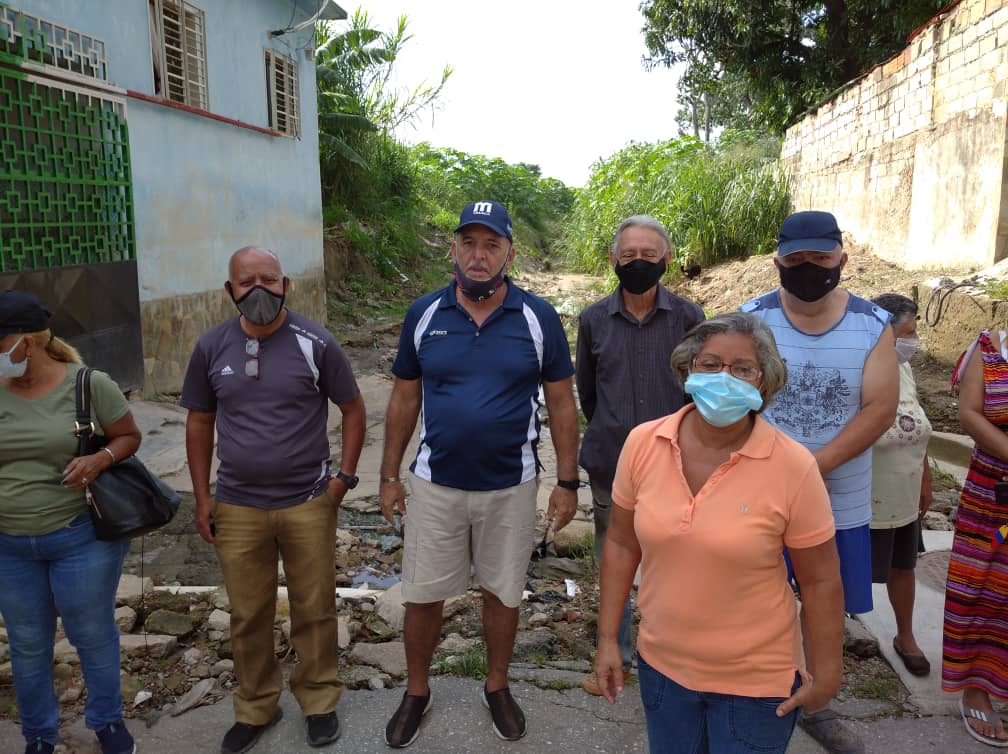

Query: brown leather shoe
[582,670,631,696]
[893,638,931,676]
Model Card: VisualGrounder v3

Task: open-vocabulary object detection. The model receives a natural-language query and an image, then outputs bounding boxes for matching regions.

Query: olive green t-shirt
[0,363,129,536]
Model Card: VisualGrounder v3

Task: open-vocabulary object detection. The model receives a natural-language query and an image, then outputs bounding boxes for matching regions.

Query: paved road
[0,674,999,754]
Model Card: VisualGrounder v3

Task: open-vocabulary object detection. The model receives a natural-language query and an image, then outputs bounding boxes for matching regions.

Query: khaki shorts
[401,472,537,608]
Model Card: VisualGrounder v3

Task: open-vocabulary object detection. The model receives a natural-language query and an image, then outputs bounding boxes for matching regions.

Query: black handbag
[74,368,181,540]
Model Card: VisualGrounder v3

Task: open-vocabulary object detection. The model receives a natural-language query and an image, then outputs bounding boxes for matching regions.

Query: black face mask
[227,283,286,326]
[615,258,666,295]
[454,257,509,302]
[778,261,841,302]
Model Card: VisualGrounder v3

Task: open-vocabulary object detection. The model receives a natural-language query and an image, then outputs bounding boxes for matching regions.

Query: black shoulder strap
[74,367,94,457]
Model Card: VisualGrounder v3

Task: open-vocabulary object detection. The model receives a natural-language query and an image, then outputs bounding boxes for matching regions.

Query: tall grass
[411,144,574,265]
[562,134,790,274]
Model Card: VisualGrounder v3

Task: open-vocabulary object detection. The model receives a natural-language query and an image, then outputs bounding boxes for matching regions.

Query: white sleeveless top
[870,362,932,528]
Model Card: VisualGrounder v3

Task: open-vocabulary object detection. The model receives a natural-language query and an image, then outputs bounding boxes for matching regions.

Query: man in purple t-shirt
[181,247,366,754]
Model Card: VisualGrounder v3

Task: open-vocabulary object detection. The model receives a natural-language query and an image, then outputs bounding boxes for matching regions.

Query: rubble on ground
[0,490,958,727]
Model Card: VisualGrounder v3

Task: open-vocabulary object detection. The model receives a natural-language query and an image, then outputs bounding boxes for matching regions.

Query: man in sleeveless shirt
[741,211,898,754]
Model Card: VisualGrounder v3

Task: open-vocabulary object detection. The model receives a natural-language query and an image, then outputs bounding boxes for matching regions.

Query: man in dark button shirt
[181,246,366,754]
[575,215,704,695]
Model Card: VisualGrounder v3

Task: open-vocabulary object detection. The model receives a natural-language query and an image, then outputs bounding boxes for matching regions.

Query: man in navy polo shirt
[379,201,580,747]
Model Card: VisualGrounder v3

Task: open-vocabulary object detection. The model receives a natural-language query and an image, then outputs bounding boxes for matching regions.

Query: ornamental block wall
[781,0,1008,269]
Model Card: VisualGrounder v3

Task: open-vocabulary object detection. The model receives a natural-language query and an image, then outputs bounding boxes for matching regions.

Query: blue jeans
[0,513,130,745]
[590,480,633,667]
[637,653,800,754]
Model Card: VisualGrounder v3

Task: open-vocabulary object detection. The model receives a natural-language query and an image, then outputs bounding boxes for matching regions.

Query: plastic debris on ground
[350,565,400,590]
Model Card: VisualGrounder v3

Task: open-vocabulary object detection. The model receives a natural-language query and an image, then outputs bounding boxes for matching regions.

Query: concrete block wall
[782,0,1008,269]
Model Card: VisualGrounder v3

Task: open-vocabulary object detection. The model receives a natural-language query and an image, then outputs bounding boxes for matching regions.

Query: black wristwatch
[556,478,581,490]
[335,471,359,490]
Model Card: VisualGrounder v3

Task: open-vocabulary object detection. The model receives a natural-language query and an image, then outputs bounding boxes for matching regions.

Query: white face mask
[0,336,27,379]
[895,337,919,364]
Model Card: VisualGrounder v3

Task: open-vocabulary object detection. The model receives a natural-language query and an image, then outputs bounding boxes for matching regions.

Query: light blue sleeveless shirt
[741,290,890,530]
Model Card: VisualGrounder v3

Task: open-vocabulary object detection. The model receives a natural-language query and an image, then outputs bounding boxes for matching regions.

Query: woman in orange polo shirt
[594,312,844,754]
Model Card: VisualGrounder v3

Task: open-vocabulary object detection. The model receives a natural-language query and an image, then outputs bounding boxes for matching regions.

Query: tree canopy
[642,0,949,134]
[315,11,451,170]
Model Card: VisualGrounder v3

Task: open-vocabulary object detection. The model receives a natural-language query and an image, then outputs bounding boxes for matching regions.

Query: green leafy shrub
[315,11,573,309]
[562,135,789,274]
[412,144,574,257]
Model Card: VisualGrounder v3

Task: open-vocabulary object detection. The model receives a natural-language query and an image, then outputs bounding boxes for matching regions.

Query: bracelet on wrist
[101,446,117,464]
[556,478,580,490]
[381,476,402,484]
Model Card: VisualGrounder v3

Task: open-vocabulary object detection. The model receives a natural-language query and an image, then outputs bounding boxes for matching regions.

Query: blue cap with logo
[777,211,843,256]
[455,200,513,242]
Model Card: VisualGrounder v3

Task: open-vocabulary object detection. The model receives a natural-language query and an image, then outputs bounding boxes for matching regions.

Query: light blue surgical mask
[0,336,27,379]
[684,371,763,427]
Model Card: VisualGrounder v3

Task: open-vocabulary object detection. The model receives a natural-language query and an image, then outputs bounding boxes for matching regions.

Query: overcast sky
[350,1,684,187]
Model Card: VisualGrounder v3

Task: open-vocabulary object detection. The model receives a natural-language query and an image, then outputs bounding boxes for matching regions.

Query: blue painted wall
[15,0,326,300]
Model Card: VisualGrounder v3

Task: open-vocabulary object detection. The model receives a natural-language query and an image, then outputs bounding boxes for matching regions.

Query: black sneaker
[24,740,55,754]
[384,689,432,748]
[306,710,341,747]
[221,708,283,754]
[482,686,526,741]
[96,721,135,754]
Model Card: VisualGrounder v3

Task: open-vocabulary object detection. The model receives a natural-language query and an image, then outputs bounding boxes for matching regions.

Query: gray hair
[670,312,788,406]
[611,215,671,255]
[870,293,917,328]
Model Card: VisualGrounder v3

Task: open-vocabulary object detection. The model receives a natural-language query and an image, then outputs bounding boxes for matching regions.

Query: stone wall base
[140,271,326,396]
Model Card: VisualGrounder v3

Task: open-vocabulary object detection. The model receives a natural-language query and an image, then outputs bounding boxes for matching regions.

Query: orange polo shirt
[612,404,835,698]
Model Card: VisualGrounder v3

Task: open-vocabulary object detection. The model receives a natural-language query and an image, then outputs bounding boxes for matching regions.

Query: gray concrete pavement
[858,530,956,717]
[0,676,997,754]
[0,676,648,754]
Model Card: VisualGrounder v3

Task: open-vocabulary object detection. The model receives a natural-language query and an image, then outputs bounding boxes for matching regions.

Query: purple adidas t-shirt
[180,311,359,509]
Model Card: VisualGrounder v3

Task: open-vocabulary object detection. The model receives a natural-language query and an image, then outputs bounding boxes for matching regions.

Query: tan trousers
[214,492,342,724]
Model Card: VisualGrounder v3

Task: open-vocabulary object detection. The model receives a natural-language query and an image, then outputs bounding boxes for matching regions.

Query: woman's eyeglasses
[245,338,260,379]
[692,356,761,382]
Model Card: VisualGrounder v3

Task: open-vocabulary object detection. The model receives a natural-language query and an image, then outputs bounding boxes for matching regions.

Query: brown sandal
[892,638,931,676]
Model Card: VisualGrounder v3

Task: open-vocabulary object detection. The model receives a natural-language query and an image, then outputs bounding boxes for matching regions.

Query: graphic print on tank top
[767,360,851,439]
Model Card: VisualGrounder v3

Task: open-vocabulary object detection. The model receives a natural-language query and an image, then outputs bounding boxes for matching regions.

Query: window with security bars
[0,4,108,82]
[0,68,135,272]
[265,49,300,138]
[149,0,207,110]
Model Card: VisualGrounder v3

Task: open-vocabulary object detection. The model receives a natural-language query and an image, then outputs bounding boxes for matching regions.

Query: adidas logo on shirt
[221,365,234,376]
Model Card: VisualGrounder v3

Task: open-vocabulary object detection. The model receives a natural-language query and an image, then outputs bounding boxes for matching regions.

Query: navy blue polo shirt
[392,279,574,491]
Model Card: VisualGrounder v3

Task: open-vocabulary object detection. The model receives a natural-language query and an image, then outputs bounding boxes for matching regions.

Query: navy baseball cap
[777,211,843,256]
[0,290,51,336]
[455,200,513,242]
